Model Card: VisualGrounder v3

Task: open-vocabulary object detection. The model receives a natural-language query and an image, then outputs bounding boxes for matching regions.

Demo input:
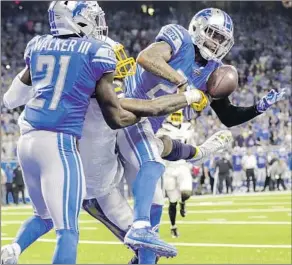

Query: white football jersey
[79,99,123,199]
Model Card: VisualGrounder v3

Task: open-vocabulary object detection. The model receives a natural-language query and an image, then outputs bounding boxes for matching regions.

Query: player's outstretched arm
[211,97,260,127]
[137,42,186,87]
[95,72,140,129]
[3,67,33,109]
[119,89,204,117]
[211,88,286,128]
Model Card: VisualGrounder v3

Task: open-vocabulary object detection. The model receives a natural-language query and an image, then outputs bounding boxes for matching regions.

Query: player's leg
[167,189,180,238]
[118,120,176,257]
[160,130,233,164]
[163,164,180,237]
[39,132,85,264]
[1,134,54,264]
[177,164,193,218]
[82,185,133,242]
[123,157,163,263]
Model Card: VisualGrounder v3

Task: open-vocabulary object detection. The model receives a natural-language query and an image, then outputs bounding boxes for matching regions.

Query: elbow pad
[3,70,34,109]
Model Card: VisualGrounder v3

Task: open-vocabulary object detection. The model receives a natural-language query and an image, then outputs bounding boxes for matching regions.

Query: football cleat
[128,255,139,264]
[179,202,186,218]
[171,226,179,238]
[1,244,20,264]
[190,130,233,165]
[124,226,177,258]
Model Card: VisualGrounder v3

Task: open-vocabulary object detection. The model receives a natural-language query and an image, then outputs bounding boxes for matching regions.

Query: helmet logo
[72,1,87,17]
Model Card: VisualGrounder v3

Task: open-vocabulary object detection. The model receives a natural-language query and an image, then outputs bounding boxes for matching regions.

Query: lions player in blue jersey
[1,2,140,263]
[118,8,287,258]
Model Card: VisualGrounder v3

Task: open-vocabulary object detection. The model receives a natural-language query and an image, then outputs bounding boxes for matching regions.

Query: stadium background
[1,1,291,264]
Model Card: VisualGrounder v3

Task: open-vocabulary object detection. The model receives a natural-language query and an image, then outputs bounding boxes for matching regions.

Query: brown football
[207,65,238,99]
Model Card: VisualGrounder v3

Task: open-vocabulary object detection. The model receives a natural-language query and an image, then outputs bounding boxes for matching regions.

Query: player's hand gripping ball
[207,65,238,99]
[191,90,208,112]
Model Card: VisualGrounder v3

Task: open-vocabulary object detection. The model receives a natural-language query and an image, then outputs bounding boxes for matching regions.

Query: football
[207,65,238,99]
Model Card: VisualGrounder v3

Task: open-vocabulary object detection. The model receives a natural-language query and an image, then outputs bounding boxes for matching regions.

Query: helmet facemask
[189,8,234,62]
[113,44,136,79]
[168,111,183,127]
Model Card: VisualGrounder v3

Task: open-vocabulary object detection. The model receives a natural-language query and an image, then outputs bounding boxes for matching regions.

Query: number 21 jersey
[23,34,116,139]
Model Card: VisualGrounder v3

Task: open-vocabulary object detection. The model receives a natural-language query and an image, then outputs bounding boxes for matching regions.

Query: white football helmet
[188,8,234,61]
[48,1,107,39]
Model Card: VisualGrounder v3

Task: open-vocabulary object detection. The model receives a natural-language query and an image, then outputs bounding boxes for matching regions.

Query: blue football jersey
[256,155,267,169]
[23,34,117,138]
[232,155,242,171]
[124,24,221,133]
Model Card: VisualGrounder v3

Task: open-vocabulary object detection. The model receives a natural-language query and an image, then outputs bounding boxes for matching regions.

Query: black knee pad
[181,191,192,202]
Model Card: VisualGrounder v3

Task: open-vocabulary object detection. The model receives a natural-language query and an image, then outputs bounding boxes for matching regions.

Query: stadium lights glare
[141,4,147,13]
[6,65,10,69]
[148,7,155,16]
[19,6,23,10]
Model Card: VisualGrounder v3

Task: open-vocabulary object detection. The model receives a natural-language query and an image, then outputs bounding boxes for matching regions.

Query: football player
[157,111,194,238]
[81,36,232,264]
[0,2,207,264]
[118,7,287,258]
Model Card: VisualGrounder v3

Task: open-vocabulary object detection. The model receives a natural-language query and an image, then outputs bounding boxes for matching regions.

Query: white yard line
[161,221,291,225]
[1,191,290,211]
[2,220,290,226]
[163,208,291,214]
[248,216,267,219]
[189,191,291,200]
[187,202,291,207]
[1,237,290,249]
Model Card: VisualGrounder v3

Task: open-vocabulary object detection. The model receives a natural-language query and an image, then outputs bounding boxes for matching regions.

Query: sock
[181,191,191,203]
[164,140,197,161]
[138,204,163,264]
[132,161,165,223]
[150,204,163,231]
[168,202,177,226]
[138,248,156,264]
[52,229,79,264]
[14,216,53,253]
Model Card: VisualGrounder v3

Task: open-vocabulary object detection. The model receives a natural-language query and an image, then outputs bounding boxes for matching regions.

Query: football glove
[191,90,208,112]
[256,88,287,113]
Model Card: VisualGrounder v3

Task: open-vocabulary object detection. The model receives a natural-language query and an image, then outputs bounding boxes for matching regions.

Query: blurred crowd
[1,2,291,174]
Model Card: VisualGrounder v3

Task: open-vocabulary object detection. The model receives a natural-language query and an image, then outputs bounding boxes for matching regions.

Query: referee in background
[242,148,257,192]
[214,153,233,194]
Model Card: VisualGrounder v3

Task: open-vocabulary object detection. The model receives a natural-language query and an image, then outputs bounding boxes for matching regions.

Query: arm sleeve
[3,68,34,110]
[155,24,185,58]
[91,43,117,80]
[210,97,261,128]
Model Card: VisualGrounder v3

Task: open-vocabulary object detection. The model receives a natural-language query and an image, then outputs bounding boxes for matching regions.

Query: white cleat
[190,130,233,165]
[1,244,20,264]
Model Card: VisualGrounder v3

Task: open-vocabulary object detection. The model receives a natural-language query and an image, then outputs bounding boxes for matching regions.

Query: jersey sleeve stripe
[91,59,116,65]
[171,25,184,40]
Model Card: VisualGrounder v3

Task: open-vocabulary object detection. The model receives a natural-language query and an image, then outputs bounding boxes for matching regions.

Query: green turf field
[1,191,291,264]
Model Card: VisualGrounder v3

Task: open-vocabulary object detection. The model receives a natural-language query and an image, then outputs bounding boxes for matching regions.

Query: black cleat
[128,255,139,264]
[171,227,179,238]
[180,202,186,217]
